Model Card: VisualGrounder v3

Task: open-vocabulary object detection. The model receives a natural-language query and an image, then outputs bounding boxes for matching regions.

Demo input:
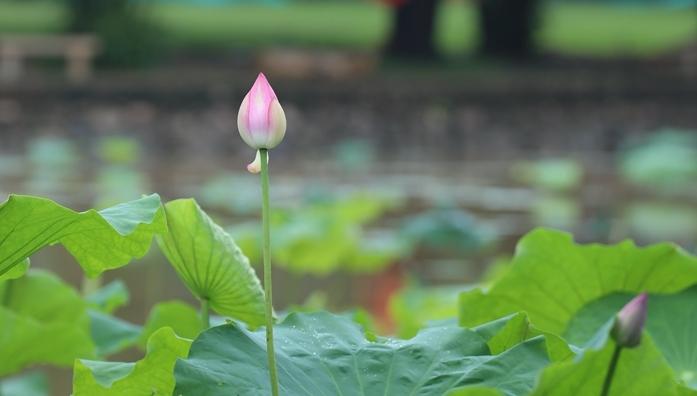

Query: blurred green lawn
[0,1,695,57]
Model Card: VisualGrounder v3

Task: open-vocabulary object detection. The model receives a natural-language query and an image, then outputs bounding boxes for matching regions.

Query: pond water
[3,132,697,316]
[3,72,697,393]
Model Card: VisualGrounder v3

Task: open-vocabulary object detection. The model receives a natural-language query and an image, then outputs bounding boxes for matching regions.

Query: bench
[0,34,101,83]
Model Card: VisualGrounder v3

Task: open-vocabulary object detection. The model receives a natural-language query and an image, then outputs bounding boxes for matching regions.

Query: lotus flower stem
[260,148,279,396]
[600,344,622,396]
[200,298,210,328]
[81,275,102,296]
[237,72,284,394]
[1,280,13,306]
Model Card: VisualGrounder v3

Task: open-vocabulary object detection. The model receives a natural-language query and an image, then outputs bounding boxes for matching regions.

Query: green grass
[0,1,694,57]
[153,3,391,50]
[0,2,65,33]
[539,3,697,56]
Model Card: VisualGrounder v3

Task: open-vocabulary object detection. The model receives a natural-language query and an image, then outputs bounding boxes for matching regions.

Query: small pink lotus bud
[611,293,648,348]
[237,73,286,150]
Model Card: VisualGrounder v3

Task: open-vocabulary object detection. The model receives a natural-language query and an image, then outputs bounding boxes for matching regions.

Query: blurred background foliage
[0,0,695,63]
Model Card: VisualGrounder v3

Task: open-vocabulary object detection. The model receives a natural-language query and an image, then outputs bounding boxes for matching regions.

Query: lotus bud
[237,73,286,150]
[611,293,648,348]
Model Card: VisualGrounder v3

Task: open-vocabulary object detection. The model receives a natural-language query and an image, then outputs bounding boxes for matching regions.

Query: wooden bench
[0,34,100,83]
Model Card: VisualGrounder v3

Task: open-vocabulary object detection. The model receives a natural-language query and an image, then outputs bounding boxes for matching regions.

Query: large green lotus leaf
[0,194,165,277]
[619,130,697,189]
[174,312,551,396]
[344,231,410,273]
[73,327,191,396]
[139,301,203,347]
[271,214,357,275]
[0,372,49,396]
[389,284,464,339]
[530,321,680,396]
[473,312,574,363]
[0,270,94,375]
[86,280,130,314]
[272,194,405,276]
[0,259,29,281]
[459,228,697,334]
[156,199,266,327]
[227,222,262,265]
[269,194,394,275]
[474,312,536,356]
[511,159,583,192]
[447,388,502,396]
[89,310,142,357]
[228,194,400,275]
[325,193,396,224]
[401,208,494,254]
[566,286,697,389]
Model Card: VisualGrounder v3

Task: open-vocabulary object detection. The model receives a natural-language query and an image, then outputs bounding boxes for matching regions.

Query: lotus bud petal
[611,293,648,348]
[247,150,269,174]
[237,73,286,150]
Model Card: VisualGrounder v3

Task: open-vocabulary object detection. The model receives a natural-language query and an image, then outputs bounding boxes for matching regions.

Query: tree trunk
[64,0,161,66]
[478,0,540,59]
[385,0,440,59]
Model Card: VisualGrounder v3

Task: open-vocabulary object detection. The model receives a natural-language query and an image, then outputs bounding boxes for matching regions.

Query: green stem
[201,298,210,328]
[81,275,102,296]
[601,344,622,396]
[1,280,13,306]
[260,149,279,396]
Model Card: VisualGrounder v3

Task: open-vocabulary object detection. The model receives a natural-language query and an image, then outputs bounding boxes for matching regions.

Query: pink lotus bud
[611,293,648,348]
[237,73,286,150]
